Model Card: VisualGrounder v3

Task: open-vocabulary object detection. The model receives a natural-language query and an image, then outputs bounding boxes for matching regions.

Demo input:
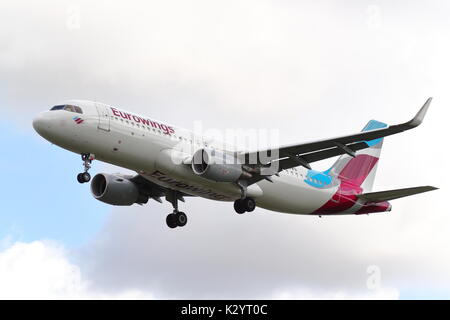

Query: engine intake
[191,148,250,182]
[91,173,148,206]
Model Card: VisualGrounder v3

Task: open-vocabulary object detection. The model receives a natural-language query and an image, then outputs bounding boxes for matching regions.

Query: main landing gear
[234,179,256,214]
[165,190,188,229]
[234,197,256,214]
[77,153,93,184]
[166,212,188,229]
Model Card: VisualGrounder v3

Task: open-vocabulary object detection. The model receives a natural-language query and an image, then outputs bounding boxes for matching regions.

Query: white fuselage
[33,100,338,214]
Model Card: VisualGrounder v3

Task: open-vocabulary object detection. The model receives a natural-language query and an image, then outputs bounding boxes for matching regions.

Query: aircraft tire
[176,212,188,227]
[77,173,85,184]
[81,172,91,183]
[243,197,256,212]
[166,214,178,229]
[234,200,246,214]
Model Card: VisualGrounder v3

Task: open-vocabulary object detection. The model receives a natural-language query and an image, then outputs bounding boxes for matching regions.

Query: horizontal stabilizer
[357,186,438,202]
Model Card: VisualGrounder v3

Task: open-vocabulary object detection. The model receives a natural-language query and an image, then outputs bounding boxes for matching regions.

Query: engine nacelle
[191,148,248,182]
[90,173,148,206]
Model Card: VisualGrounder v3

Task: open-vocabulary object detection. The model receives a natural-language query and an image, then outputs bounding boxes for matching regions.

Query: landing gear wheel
[81,172,91,183]
[166,214,178,229]
[175,212,188,227]
[77,173,85,184]
[234,197,256,214]
[234,200,246,214]
[243,197,256,212]
[77,172,91,183]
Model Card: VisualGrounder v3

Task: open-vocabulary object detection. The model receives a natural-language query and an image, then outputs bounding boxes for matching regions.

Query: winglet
[408,97,432,127]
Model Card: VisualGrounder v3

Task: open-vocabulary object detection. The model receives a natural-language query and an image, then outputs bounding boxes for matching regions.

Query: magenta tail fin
[327,120,387,192]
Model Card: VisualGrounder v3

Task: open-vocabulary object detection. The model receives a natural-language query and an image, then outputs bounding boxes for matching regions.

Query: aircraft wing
[357,186,438,202]
[241,98,432,175]
[130,174,195,203]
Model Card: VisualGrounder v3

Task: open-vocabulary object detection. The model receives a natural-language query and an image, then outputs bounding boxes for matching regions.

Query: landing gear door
[96,103,110,132]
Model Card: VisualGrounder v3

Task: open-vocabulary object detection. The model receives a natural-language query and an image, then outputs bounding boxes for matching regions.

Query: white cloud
[77,200,450,299]
[0,240,153,299]
[0,239,401,300]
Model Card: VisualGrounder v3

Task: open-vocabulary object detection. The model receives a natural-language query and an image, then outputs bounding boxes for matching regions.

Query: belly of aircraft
[256,177,336,214]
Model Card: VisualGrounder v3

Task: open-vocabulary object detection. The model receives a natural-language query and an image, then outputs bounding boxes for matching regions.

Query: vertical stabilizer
[327,120,387,192]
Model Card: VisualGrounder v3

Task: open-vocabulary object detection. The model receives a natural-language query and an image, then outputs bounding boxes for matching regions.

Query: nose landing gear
[77,172,91,184]
[77,153,93,184]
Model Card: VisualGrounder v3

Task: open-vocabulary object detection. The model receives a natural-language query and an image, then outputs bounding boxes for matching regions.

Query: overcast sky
[0,0,449,299]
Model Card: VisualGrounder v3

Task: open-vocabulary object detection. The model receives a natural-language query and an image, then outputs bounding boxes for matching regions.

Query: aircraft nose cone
[32,113,51,136]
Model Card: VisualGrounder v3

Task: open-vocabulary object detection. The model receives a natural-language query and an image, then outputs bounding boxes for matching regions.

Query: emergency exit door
[96,103,110,132]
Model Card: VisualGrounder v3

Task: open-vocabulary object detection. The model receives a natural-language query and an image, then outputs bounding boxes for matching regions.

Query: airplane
[32,98,437,229]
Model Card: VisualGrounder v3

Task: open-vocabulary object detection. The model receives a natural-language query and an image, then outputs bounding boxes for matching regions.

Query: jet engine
[191,148,251,182]
[90,173,148,206]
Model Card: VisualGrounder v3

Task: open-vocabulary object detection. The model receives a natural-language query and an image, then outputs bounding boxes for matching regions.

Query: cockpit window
[64,105,75,112]
[50,105,83,114]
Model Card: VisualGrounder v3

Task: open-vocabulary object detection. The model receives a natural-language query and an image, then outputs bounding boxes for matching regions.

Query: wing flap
[357,186,438,202]
[273,141,369,171]
[130,174,196,202]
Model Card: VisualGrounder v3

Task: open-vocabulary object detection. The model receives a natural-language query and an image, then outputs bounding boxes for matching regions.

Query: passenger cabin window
[51,105,83,114]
